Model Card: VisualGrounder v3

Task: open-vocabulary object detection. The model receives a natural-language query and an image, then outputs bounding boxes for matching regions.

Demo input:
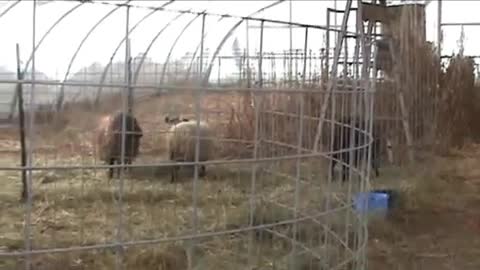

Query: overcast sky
[0,0,479,79]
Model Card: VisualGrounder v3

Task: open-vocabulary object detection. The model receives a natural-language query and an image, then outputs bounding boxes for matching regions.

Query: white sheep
[165,116,213,182]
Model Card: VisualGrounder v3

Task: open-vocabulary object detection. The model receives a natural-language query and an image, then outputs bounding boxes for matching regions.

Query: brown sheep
[95,111,143,178]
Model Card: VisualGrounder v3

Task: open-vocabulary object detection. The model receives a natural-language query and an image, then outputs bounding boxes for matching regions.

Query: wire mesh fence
[0,1,381,270]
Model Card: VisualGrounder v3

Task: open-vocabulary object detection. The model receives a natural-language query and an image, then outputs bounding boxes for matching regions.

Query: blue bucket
[353,189,397,216]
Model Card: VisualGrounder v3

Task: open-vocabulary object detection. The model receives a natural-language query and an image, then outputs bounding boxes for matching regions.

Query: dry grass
[0,93,355,270]
[0,149,354,269]
[436,57,479,151]
[4,137,480,269]
[2,51,480,269]
[367,144,480,270]
[373,4,480,163]
[374,7,441,164]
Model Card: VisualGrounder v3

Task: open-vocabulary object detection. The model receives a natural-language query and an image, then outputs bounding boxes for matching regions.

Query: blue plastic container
[353,189,395,216]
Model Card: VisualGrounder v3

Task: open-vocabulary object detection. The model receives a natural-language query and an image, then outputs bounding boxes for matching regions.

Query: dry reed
[436,55,478,152]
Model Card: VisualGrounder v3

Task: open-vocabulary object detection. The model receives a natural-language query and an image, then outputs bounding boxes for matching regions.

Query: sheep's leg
[118,159,124,178]
[330,155,337,181]
[108,158,115,179]
[372,159,380,178]
[115,159,121,179]
[171,165,179,183]
[341,153,349,183]
[169,151,178,183]
[341,164,349,182]
[124,158,131,177]
[199,165,206,178]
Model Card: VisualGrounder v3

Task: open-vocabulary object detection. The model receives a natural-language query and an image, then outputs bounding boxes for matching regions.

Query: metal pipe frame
[56,0,132,112]
[184,16,221,81]
[257,20,264,88]
[441,22,480,26]
[313,0,354,152]
[288,0,292,88]
[24,1,37,268]
[201,0,285,85]
[94,0,175,106]
[184,0,284,81]
[69,0,351,32]
[326,8,331,78]
[437,0,442,55]
[8,1,86,119]
[187,12,206,270]
[158,11,204,94]
[131,11,190,86]
[291,25,308,269]
[114,6,131,269]
[0,0,21,19]
[0,78,367,94]
[245,17,261,269]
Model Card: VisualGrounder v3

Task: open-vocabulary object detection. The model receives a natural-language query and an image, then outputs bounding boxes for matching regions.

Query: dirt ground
[368,144,480,270]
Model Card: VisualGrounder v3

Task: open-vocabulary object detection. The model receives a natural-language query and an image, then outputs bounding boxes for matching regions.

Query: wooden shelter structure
[362,2,426,74]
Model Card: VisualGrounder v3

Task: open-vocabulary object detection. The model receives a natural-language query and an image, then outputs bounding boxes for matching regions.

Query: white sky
[0,0,479,79]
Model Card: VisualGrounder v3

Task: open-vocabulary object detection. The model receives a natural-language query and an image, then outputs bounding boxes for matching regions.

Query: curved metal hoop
[184,0,285,81]
[201,0,285,85]
[201,20,244,85]
[0,0,20,19]
[132,10,190,86]
[8,2,85,119]
[158,11,203,93]
[23,3,85,75]
[94,0,175,106]
[56,0,131,112]
[184,16,222,81]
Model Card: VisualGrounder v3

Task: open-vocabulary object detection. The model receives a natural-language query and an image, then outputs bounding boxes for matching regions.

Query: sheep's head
[165,115,189,125]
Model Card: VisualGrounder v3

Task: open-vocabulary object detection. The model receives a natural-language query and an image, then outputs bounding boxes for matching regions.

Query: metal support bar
[94,0,174,106]
[159,12,203,93]
[326,8,330,78]
[328,7,358,13]
[0,0,20,19]
[24,1,37,269]
[289,0,293,88]
[133,11,188,86]
[291,26,308,269]
[437,0,442,55]
[313,0,353,152]
[187,12,206,270]
[202,1,285,85]
[186,0,284,81]
[246,16,263,270]
[8,2,84,119]
[114,5,131,269]
[246,20,251,89]
[126,40,133,114]
[57,1,130,112]
[258,20,265,88]
[441,22,480,26]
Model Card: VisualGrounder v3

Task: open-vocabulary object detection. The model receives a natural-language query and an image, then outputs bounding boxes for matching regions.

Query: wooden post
[16,44,28,201]
[387,38,415,164]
